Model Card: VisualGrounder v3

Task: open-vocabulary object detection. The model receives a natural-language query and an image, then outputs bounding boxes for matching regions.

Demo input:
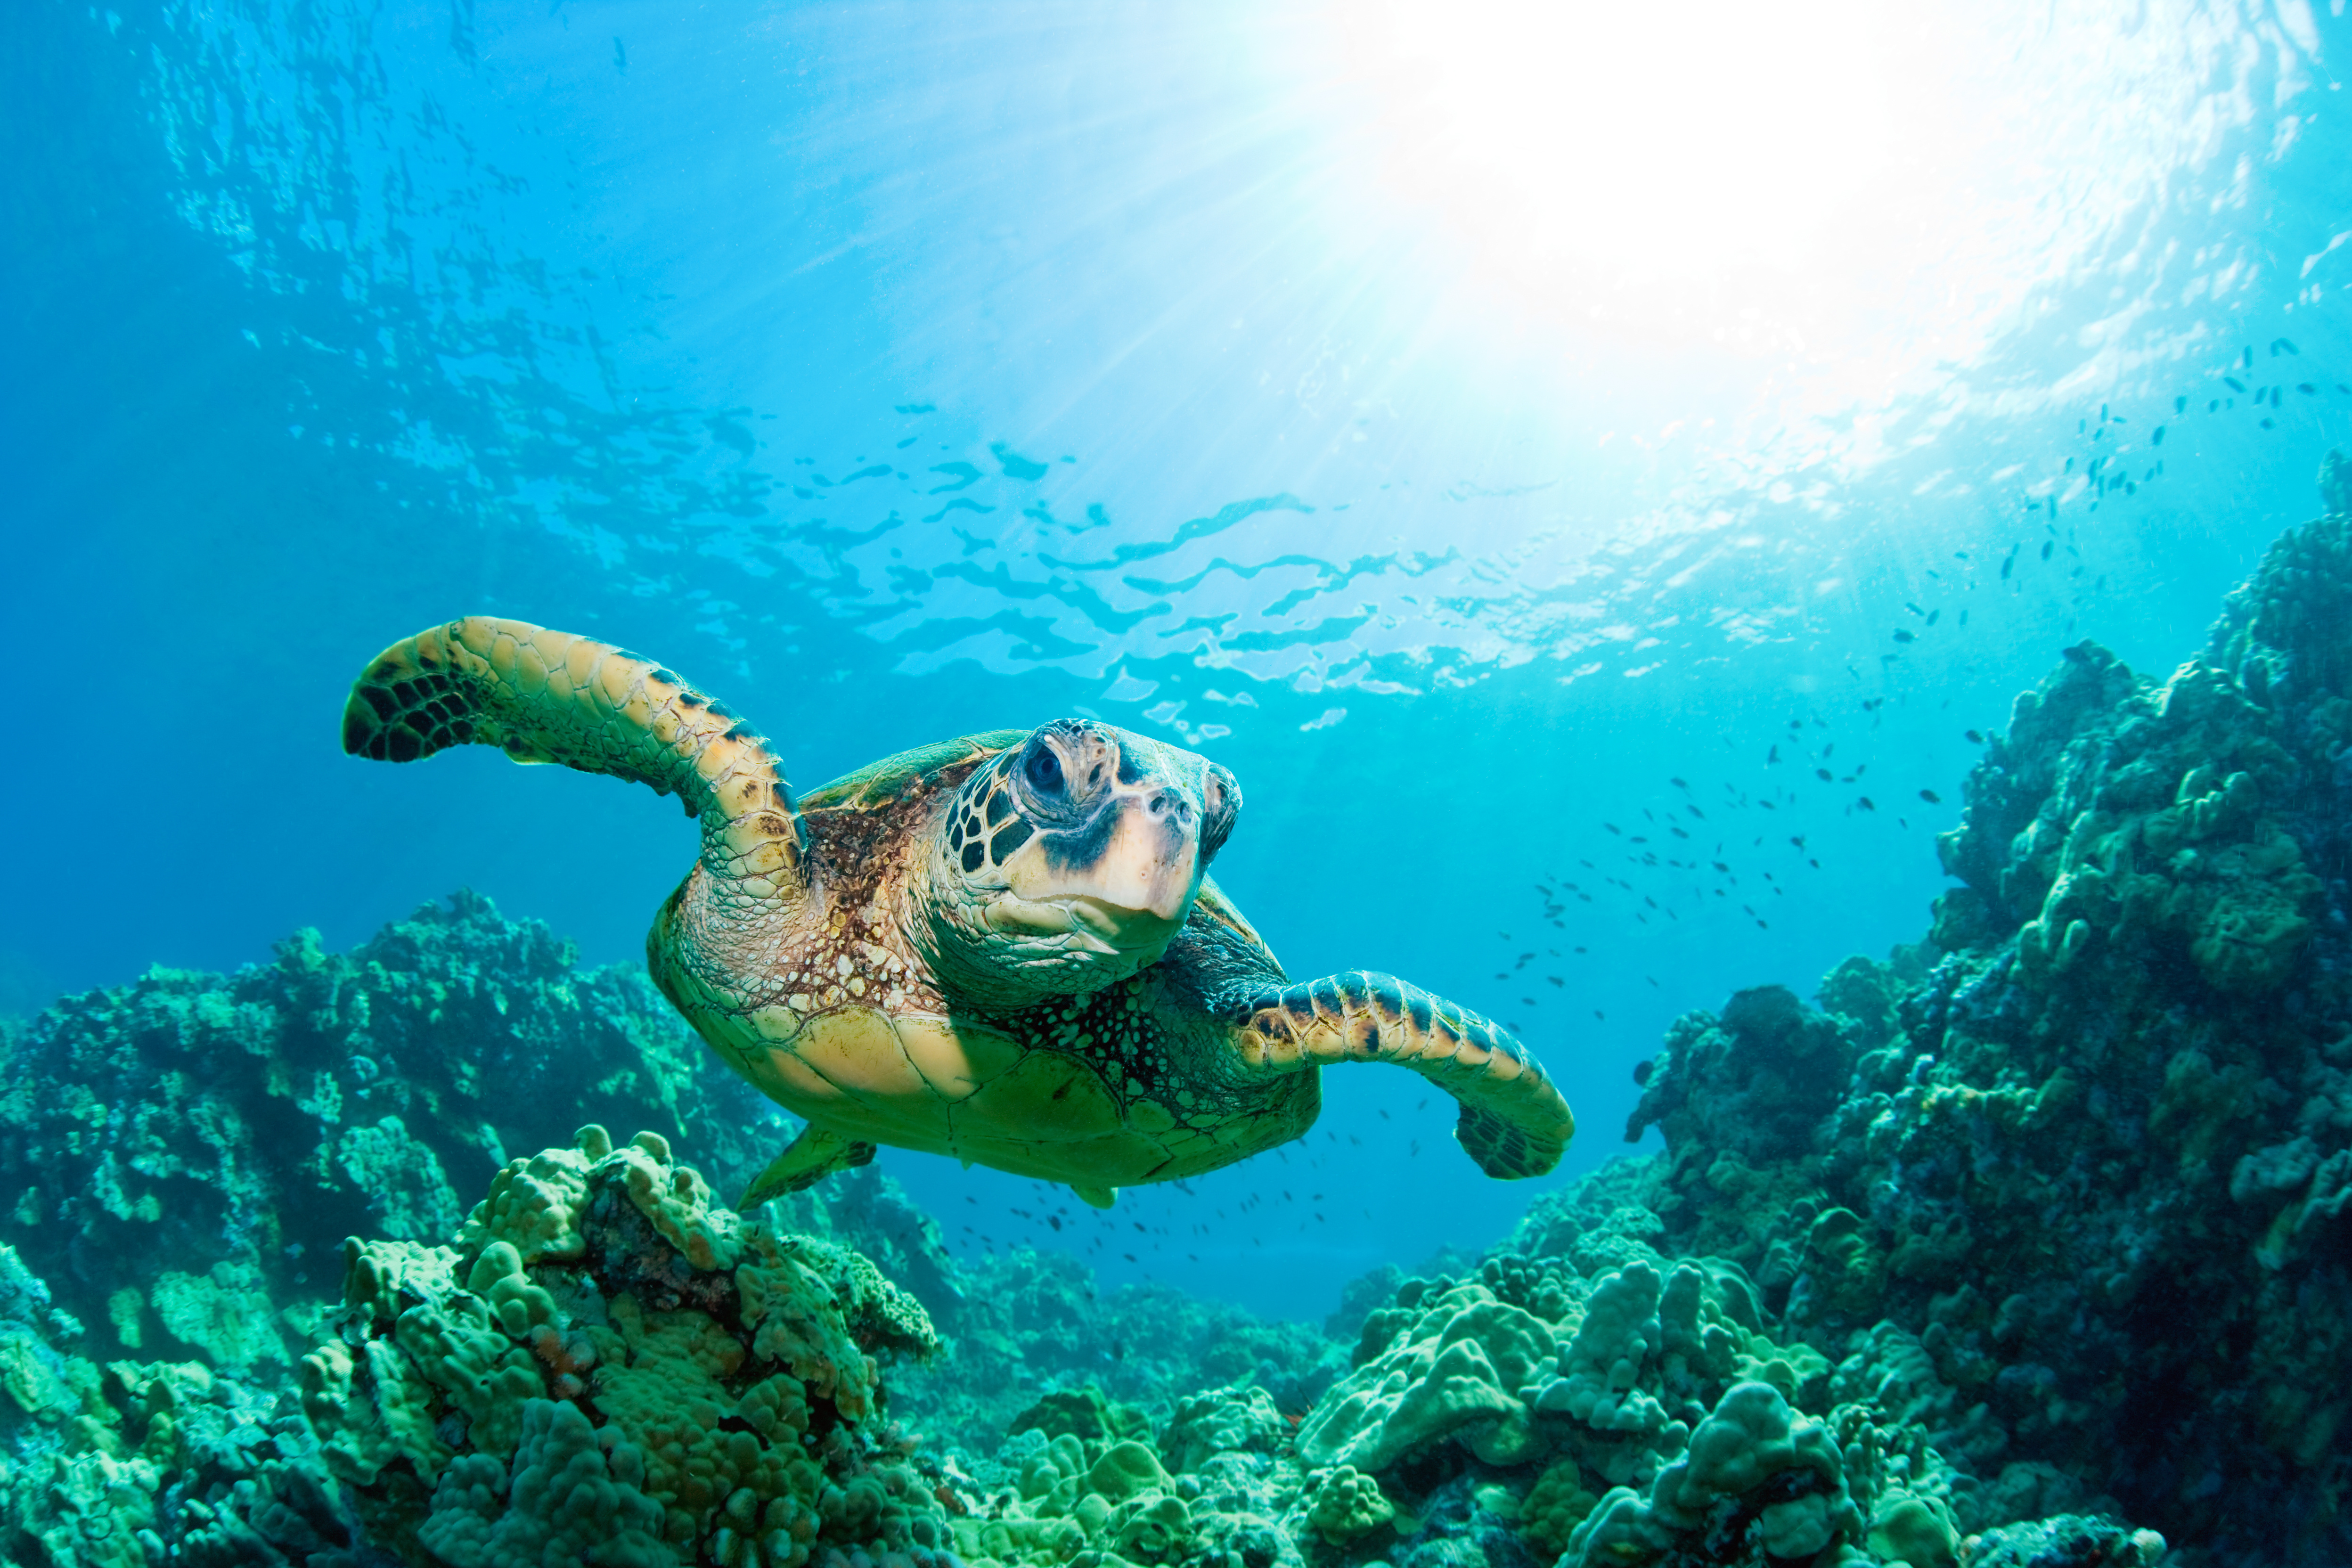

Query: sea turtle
[343,616,1576,1209]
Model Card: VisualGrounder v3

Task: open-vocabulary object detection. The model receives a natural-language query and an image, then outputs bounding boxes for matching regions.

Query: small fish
[2225,376,2247,393]
[1966,728,1985,743]
[1816,768,1834,782]
[1670,776,1690,790]
[2174,395,2187,414]
[1768,744,1780,763]
[1857,796,1877,811]
[2298,383,2316,396]
[1919,789,1942,804]
[2152,426,2165,445]
[1593,1010,1606,1022]
[1893,629,1916,643]
[2041,540,2055,560]
[2272,337,2299,356]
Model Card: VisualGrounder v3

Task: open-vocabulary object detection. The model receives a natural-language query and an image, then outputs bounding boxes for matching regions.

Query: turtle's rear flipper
[1220,971,1575,1179]
[736,1125,877,1210]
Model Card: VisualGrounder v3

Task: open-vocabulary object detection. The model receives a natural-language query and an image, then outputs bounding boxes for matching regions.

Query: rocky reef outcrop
[1544,478,2352,1564]
[0,890,797,1372]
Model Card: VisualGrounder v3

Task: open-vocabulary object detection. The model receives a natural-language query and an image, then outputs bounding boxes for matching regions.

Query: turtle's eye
[1199,764,1241,865]
[1024,744,1065,794]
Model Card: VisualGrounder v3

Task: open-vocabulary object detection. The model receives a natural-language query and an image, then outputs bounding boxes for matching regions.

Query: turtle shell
[795,729,1029,814]
[660,727,1313,1193]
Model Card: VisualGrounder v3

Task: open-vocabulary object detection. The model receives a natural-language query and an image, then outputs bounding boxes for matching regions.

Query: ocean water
[5,0,2350,1335]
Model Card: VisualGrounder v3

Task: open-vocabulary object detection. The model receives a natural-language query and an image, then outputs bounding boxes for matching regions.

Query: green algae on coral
[0,892,800,1372]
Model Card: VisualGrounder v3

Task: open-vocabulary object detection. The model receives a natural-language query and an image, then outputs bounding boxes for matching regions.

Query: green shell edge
[799,728,1030,812]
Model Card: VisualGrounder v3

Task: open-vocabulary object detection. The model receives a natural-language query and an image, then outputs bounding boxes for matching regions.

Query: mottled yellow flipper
[1225,972,1576,1179]
[342,616,807,900]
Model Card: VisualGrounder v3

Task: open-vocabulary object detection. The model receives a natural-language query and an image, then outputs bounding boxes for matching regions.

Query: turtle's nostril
[1147,789,1193,824]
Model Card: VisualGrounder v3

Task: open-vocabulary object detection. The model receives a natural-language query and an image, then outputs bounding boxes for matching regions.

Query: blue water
[6,0,2350,1320]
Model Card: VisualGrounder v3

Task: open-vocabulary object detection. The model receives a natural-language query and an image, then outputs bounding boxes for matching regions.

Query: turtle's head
[920,719,1239,1007]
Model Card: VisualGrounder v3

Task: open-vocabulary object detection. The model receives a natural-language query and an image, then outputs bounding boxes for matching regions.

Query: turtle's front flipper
[737,1125,878,1210]
[342,617,806,899]
[1223,972,1574,1179]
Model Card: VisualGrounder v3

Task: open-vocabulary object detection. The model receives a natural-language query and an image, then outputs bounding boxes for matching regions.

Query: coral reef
[306,1124,947,1567]
[1574,501,2352,1563]
[24,490,2352,1563]
[0,1123,949,1566]
[890,1238,1344,1458]
[0,891,798,1370]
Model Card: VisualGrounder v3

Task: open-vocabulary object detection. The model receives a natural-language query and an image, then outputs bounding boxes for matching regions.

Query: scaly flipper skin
[737,1126,877,1210]
[341,617,807,903]
[1218,969,1575,1179]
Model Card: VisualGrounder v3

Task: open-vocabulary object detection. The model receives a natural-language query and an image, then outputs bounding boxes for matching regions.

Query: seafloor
[5,464,2352,1568]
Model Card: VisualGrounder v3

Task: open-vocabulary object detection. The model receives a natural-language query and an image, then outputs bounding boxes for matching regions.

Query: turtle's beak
[1086,787,1200,924]
[996,785,1204,944]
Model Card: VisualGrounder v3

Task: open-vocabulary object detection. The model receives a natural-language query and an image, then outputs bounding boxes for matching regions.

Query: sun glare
[1353,0,1901,289]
